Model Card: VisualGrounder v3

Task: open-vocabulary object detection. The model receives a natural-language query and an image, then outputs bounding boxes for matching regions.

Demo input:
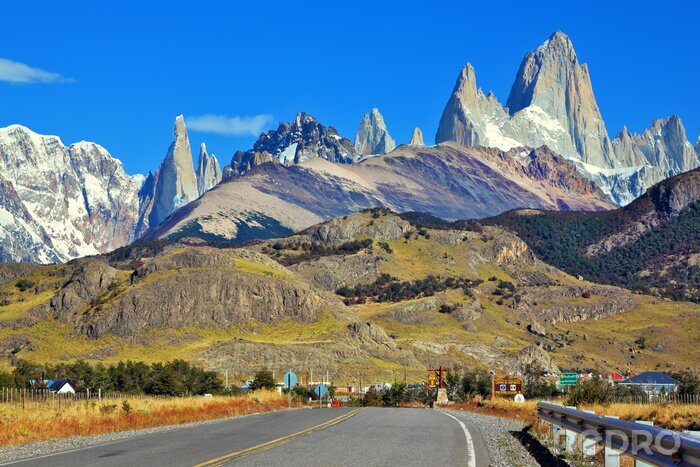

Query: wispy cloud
[0,58,73,84]
[187,114,274,136]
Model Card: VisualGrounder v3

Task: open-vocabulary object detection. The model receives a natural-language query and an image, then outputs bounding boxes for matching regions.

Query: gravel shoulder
[442,408,540,467]
[0,408,301,465]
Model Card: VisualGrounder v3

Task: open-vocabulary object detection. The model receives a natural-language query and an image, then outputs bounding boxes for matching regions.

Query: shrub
[566,377,613,406]
[249,369,276,391]
[121,400,132,414]
[100,404,117,414]
[14,279,35,292]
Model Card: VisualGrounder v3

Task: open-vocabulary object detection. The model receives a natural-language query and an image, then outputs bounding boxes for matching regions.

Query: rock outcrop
[354,108,395,156]
[50,259,117,318]
[409,127,425,146]
[195,143,222,195]
[228,112,358,177]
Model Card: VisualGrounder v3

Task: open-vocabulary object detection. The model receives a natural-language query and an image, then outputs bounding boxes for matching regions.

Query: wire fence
[0,387,173,411]
[610,393,700,405]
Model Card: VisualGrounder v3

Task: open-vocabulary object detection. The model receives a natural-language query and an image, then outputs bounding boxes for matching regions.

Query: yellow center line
[193,408,363,467]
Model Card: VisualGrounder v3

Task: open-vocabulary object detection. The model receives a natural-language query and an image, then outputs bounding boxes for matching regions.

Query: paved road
[2,407,490,466]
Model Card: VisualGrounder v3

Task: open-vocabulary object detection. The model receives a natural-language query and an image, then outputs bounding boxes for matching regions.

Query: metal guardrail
[537,402,700,466]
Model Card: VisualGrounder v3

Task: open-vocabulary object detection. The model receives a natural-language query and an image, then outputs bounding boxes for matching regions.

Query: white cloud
[187,114,274,136]
[0,58,73,84]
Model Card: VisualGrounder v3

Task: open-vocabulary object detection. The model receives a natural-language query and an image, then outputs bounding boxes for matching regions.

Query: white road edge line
[439,411,477,467]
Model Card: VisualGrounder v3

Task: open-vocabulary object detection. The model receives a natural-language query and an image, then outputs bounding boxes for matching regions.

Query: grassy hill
[0,209,697,383]
[483,168,700,302]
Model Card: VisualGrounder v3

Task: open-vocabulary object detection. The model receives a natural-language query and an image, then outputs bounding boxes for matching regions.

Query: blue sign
[314,383,327,399]
[284,371,297,389]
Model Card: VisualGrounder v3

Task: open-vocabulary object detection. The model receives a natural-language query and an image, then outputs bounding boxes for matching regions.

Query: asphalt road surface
[2,407,490,466]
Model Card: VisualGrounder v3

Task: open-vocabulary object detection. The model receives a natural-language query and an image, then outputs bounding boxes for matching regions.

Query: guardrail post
[552,422,563,449]
[635,421,653,467]
[565,406,577,453]
[582,410,597,458]
[603,415,621,467]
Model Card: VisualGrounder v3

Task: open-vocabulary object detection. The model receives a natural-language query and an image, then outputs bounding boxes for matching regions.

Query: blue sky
[1,0,698,175]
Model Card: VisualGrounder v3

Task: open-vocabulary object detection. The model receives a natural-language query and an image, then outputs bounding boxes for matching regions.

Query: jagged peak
[199,142,208,155]
[649,115,685,134]
[532,30,578,65]
[459,62,477,84]
[409,127,425,146]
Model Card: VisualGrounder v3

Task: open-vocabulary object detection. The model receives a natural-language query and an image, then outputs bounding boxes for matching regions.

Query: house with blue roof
[29,379,76,394]
[619,372,677,395]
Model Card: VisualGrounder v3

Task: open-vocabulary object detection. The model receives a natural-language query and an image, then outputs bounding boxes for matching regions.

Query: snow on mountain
[435,31,700,205]
[0,116,220,263]
[228,112,359,177]
[0,125,145,263]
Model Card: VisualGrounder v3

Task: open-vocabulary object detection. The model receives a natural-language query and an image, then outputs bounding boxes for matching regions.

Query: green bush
[566,377,613,406]
[249,369,276,391]
[14,279,35,292]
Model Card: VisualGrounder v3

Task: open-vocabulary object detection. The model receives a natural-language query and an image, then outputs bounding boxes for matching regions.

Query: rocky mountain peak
[354,107,396,156]
[409,127,425,146]
[146,115,199,228]
[196,142,222,195]
[534,30,578,64]
[229,112,358,177]
[505,31,615,167]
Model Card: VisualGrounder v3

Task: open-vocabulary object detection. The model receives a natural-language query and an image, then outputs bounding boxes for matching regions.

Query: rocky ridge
[435,31,700,205]
[228,112,358,177]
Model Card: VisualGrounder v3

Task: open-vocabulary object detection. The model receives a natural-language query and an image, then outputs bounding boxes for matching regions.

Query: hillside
[484,167,700,302]
[0,210,697,382]
[148,143,613,245]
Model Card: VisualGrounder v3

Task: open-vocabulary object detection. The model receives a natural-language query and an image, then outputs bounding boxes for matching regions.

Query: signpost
[284,371,297,408]
[314,383,327,408]
[493,379,523,396]
[559,373,579,387]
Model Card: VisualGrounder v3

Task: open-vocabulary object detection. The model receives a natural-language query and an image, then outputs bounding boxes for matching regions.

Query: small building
[601,372,625,384]
[30,379,76,394]
[619,372,677,394]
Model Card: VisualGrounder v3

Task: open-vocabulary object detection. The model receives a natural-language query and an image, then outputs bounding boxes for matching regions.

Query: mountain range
[0,116,220,263]
[0,31,698,264]
[435,31,699,205]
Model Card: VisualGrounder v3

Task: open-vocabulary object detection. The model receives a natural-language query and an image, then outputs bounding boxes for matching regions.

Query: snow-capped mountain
[0,125,144,263]
[354,108,395,156]
[436,31,700,205]
[0,116,219,263]
[228,112,358,177]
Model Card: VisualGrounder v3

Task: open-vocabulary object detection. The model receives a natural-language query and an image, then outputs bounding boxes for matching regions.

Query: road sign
[428,373,436,388]
[314,383,328,399]
[284,371,297,389]
[493,379,522,395]
[559,373,579,387]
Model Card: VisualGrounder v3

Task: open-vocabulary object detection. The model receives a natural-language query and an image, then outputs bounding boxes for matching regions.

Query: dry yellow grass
[457,397,700,431]
[0,390,289,446]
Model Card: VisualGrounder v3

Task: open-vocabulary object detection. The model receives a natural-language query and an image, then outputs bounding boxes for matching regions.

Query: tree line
[0,359,225,396]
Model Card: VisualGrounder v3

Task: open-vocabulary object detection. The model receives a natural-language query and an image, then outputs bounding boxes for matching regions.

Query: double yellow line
[194,408,363,466]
